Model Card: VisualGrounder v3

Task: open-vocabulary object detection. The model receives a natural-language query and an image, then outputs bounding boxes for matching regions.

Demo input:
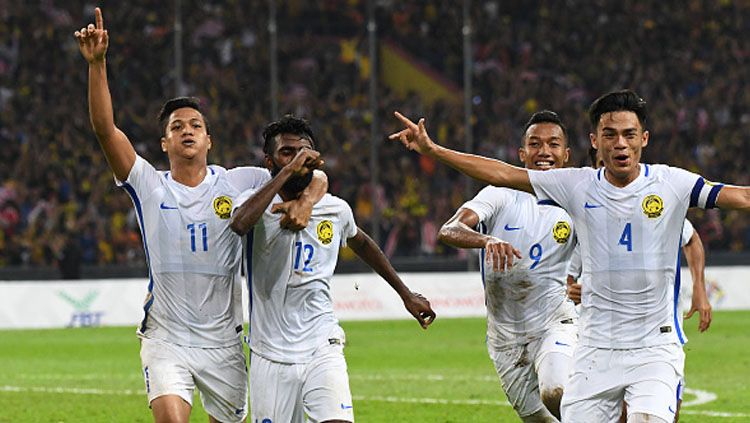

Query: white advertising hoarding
[0,267,747,329]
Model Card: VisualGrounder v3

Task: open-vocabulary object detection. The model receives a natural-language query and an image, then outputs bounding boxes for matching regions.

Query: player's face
[161,107,211,161]
[268,134,314,169]
[518,122,569,171]
[266,133,315,194]
[590,111,649,186]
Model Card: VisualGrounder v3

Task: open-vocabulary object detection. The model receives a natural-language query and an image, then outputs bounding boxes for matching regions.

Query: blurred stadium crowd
[0,1,748,270]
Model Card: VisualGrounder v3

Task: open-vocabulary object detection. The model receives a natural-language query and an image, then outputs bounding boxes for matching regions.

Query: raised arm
[682,230,711,332]
[272,170,328,230]
[230,149,321,235]
[74,8,135,182]
[389,112,532,193]
[347,229,436,329]
[715,185,750,212]
[438,208,521,272]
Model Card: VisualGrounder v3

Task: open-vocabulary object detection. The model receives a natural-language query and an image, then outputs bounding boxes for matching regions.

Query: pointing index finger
[393,111,418,130]
[95,7,104,30]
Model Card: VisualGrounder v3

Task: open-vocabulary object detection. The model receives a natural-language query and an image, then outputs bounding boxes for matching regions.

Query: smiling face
[518,122,570,171]
[590,110,649,187]
[161,107,211,161]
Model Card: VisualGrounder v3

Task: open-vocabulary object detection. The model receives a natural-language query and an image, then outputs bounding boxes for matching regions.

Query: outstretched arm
[716,185,750,212]
[273,170,328,230]
[438,208,521,272]
[389,112,532,193]
[74,8,135,182]
[347,228,436,329]
[683,230,711,332]
[230,150,322,235]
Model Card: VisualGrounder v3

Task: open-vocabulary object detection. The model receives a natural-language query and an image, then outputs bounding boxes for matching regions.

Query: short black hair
[157,96,210,134]
[523,110,567,144]
[588,89,647,130]
[262,115,317,154]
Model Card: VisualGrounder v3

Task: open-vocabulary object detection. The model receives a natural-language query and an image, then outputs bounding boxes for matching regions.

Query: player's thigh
[140,338,195,407]
[624,345,683,423]
[488,343,545,418]
[249,352,305,423]
[560,346,623,422]
[191,343,248,423]
[302,341,354,423]
[533,324,577,390]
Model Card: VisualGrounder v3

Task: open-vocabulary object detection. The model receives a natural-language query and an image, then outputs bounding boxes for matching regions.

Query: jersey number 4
[619,223,633,252]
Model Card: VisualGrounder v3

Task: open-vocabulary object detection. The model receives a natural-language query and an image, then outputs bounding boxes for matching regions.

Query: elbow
[437,225,451,244]
[229,218,246,236]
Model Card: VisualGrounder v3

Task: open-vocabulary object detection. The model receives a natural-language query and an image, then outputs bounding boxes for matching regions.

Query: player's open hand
[272,199,312,231]
[566,276,582,305]
[685,292,712,332]
[388,111,436,155]
[484,238,522,272]
[74,7,108,64]
[403,292,436,330]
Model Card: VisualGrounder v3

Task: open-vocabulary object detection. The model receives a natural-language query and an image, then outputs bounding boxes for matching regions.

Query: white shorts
[250,330,353,423]
[140,337,248,423]
[561,344,684,423]
[488,320,577,417]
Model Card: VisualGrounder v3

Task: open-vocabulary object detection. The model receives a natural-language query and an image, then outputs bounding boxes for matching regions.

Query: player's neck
[170,161,208,187]
[603,166,640,188]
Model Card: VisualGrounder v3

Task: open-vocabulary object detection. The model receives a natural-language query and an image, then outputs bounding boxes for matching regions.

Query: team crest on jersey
[317,220,334,245]
[552,221,571,244]
[642,194,664,218]
[212,196,232,219]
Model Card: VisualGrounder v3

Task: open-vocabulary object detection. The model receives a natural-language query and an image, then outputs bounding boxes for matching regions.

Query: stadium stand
[0,1,748,276]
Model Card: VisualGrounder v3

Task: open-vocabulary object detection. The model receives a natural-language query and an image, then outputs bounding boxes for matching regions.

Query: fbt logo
[57,290,105,327]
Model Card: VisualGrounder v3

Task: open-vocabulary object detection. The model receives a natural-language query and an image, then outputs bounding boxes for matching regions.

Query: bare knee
[539,385,563,419]
[151,395,191,423]
[628,412,669,423]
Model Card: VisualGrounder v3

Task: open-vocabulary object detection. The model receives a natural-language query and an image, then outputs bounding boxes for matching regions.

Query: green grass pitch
[0,311,748,422]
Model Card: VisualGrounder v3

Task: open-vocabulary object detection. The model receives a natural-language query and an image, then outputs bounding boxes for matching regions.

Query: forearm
[349,230,411,300]
[429,144,533,193]
[299,170,327,205]
[683,237,707,299]
[88,60,116,140]
[230,167,293,235]
[716,185,750,212]
[438,222,493,249]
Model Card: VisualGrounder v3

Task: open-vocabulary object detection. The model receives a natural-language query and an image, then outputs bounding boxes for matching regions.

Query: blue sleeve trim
[706,184,724,209]
[689,178,704,208]
[537,199,561,208]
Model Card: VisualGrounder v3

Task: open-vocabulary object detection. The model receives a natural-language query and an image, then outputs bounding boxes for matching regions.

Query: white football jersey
[118,155,270,347]
[462,186,577,347]
[530,164,723,348]
[236,192,357,363]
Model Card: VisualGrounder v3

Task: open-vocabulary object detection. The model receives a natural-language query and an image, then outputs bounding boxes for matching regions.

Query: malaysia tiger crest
[213,196,232,219]
[642,194,664,218]
[552,221,571,244]
[317,220,333,245]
